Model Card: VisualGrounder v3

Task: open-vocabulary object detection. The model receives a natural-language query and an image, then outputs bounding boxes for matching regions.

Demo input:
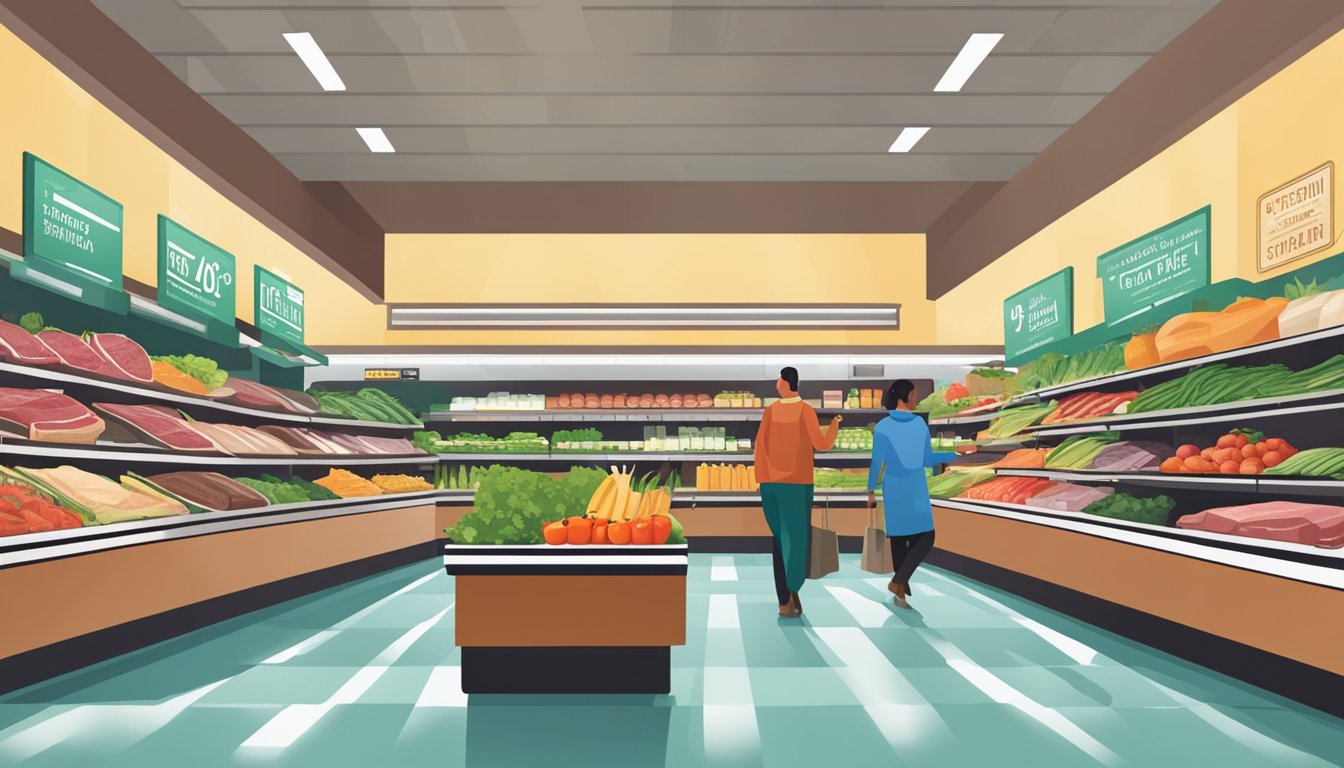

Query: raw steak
[0,388,105,444]
[92,403,216,452]
[1177,502,1344,548]
[223,376,317,415]
[0,320,60,365]
[146,471,268,511]
[256,425,329,454]
[37,330,110,377]
[188,422,296,456]
[85,333,153,384]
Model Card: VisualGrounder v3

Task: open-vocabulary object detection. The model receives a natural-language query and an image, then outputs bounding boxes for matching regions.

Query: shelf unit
[428,451,871,463]
[425,407,888,423]
[0,440,429,467]
[992,467,1343,497]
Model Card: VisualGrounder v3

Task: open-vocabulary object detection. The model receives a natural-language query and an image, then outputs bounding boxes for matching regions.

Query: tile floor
[0,554,1340,767]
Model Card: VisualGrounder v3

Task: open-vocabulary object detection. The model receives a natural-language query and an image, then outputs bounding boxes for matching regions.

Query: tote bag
[808,503,840,579]
[860,503,894,574]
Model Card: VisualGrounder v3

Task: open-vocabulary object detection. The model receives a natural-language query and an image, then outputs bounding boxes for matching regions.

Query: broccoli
[18,312,44,335]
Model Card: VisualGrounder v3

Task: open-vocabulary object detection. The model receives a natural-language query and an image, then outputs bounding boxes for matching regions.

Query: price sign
[157,216,237,325]
[1097,207,1211,325]
[22,152,124,288]
[364,368,420,381]
[1004,267,1073,363]
[255,265,305,347]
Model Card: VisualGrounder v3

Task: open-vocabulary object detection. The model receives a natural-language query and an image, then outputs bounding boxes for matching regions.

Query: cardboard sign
[1259,163,1333,273]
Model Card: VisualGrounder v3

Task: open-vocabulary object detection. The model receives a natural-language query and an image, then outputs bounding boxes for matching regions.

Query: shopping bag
[808,505,839,579]
[860,504,893,574]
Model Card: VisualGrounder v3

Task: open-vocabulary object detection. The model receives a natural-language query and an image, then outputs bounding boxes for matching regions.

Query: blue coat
[867,411,958,536]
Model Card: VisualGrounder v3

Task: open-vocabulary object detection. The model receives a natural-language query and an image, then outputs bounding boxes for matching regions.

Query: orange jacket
[754,399,839,485]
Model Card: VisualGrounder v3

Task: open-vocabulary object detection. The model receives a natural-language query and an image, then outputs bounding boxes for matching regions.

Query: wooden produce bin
[443,543,689,694]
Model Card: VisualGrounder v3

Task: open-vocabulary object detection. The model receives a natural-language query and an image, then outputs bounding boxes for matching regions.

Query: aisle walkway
[0,554,1340,767]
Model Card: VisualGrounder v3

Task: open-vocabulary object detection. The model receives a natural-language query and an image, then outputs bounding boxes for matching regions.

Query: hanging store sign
[1258,163,1333,273]
[364,368,420,381]
[22,152,124,288]
[1097,206,1211,325]
[1003,267,1073,363]
[157,216,237,326]
[254,266,305,347]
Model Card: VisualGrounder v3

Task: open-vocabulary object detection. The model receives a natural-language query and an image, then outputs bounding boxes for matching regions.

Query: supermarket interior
[1,1,1343,766]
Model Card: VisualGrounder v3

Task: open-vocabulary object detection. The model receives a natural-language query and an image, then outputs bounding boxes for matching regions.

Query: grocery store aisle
[0,555,1340,768]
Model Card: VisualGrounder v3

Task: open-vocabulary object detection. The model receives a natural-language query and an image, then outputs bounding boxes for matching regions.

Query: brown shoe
[791,592,803,617]
[779,602,794,618]
[888,580,907,600]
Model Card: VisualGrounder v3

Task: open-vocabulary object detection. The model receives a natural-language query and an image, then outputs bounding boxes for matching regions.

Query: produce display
[643,426,748,453]
[1263,448,1344,480]
[1014,342,1127,392]
[0,388,105,444]
[314,468,384,498]
[1128,355,1344,414]
[370,474,433,493]
[552,429,604,451]
[307,388,419,425]
[915,382,1001,419]
[235,474,340,505]
[7,465,186,523]
[813,468,871,489]
[694,463,758,491]
[0,482,83,537]
[152,354,229,392]
[151,360,210,395]
[1045,433,1121,469]
[831,427,873,452]
[444,466,608,544]
[133,471,269,512]
[1158,430,1297,475]
[1081,493,1176,526]
[713,391,762,409]
[1177,501,1344,549]
[985,403,1057,439]
[420,431,549,454]
[1153,297,1288,364]
[928,470,992,499]
[958,476,1057,504]
[1040,391,1138,425]
[446,393,545,411]
[434,464,484,490]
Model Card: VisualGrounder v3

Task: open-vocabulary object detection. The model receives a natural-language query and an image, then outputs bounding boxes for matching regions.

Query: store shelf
[935,498,1344,590]
[431,452,869,462]
[0,492,441,568]
[0,440,431,467]
[0,360,419,432]
[992,467,1344,496]
[425,407,886,423]
[1027,391,1344,437]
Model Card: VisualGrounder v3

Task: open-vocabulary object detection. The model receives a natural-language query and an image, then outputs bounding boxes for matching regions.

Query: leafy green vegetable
[153,354,228,391]
[1285,276,1323,300]
[412,430,442,453]
[235,475,310,505]
[1081,493,1175,526]
[18,312,44,335]
[444,466,607,544]
[970,367,1015,380]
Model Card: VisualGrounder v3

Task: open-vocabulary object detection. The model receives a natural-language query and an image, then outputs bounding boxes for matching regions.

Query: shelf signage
[1258,163,1333,273]
[254,266,305,347]
[364,368,419,381]
[157,216,236,326]
[1004,267,1073,362]
[22,152,124,288]
[1097,206,1211,325]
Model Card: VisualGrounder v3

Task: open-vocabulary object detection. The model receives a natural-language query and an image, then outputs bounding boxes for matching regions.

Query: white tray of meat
[1176,501,1344,549]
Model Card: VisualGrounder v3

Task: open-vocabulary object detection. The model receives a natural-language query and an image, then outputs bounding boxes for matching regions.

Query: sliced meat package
[21,465,186,524]
[85,333,153,384]
[145,471,269,511]
[1089,441,1176,472]
[1177,501,1344,548]
[37,330,111,377]
[0,388,105,444]
[222,376,319,415]
[92,403,216,452]
[0,320,60,366]
[256,425,330,454]
[1030,483,1114,512]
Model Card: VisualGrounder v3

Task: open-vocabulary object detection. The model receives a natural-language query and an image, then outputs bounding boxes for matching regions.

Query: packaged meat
[0,319,60,366]
[37,330,110,377]
[93,403,216,452]
[19,465,186,523]
[1176,501,1344,548]
[143,471,269,511]
[85,333,153,384]
[1030,483,1114,512]
[0,388,105,444]
[1089,441,1176,472]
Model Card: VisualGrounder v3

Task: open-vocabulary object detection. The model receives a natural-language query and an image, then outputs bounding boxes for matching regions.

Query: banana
[609,468,631,522]
[586,473,617,518]
[624,490,643,522]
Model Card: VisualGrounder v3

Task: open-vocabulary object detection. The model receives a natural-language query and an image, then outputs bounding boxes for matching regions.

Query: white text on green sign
[158,216,237,326]
[22,153,124,287]
[1097,207,1211,325]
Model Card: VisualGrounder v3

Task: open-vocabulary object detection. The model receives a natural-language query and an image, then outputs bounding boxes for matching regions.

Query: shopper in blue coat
[867,380,976,608]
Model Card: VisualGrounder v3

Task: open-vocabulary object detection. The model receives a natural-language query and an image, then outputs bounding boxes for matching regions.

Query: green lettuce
[153,354,228,391]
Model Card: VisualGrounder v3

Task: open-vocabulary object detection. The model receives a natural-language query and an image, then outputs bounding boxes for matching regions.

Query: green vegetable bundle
[986,402,1058,439]
[306,387,420,425]
[1013,342,1126,393]
[444,465,607,544]
[1045,433,1121,469]
[553,428,603,445]
[928,470,993,499]
[813,468,871,489]
[1263,448,1344,479]
[153,354,228,391]
[1081,493,1175,526]
[1129,356,1344,414]
[235,474,314,505]
[913,387,949,414]
[412,430,442,453]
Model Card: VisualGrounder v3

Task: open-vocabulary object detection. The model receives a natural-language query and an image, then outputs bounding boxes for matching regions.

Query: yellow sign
[363,368,418,381]
[1259,162,1334,272]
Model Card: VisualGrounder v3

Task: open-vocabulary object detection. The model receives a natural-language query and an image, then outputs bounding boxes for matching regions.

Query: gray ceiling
[90,0,1220,182]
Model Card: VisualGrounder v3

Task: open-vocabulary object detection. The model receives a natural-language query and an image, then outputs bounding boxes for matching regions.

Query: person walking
[755,367,841,618]
[867,380,976,608]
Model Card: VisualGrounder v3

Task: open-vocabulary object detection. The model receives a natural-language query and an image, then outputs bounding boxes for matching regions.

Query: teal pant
[761,482,814,598]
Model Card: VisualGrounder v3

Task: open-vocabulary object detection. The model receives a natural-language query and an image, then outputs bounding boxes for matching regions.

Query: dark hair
[779,367,799,392]
[882,380,917,409]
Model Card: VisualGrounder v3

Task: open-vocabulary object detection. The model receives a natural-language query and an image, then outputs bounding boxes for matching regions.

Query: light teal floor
[0,554,1340,767]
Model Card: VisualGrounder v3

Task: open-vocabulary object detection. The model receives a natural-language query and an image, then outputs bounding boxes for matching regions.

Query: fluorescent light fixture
[934,33,1003,92]
[283,32,345,91]
[887,127,930,153]
[356,127,396,153]
[388,305,900,329]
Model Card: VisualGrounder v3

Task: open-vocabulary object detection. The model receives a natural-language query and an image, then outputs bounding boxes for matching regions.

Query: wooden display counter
[443,544,688,694]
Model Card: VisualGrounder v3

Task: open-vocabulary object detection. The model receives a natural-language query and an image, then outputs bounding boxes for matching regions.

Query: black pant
[889,530,935,585]
[771,535,809,605]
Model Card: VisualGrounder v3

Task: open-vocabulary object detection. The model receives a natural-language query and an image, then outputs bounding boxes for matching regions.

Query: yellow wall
[0,23,387,347]
[384,233,935,347]
[937,29,1344,346]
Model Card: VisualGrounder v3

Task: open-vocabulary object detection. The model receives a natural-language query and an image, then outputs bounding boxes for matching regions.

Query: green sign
[254,265,305,347]
[1004,267,1073,363]
[1097,206,1211,325]
[157,216,236,326]
[22,152,124,288]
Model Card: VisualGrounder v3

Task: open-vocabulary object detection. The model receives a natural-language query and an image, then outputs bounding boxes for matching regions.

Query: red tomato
[543,521,568,545]
[608,522,632,545]
[1240,458,1265,475]
[1176,445,1201,460]
[1235,434,1249,449]
[566,516,593,545]
[1216,434,1239,449]
[1241,444,1259,459]
[631,519,654,545]
[1200,448,1216,461]
[592,524,610,545]
[1263,438,1285,452]
[1255,442,1270,457]
[1280,446,1298,459]
[1219,460,1240,475]
[652,515,672,545]
[1262,451,1283,468]
[1160,457,1184,474]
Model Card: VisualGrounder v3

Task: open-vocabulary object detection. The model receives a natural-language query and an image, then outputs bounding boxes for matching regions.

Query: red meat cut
[85,333,153,384]
[1177,502,1344,548]
[37,330,111,377]
[0,388,105,444]
[92,402,216,452]
[223,376,317,414]
[0,320,60,366]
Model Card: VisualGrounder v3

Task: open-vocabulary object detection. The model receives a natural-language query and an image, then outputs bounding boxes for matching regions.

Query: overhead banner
[1258,163,1333,273]
[22,152,124,288]
[1004,267,1073,362]
[1097,206,1211,325]
[254,266,305,347]
[157,216,237,326]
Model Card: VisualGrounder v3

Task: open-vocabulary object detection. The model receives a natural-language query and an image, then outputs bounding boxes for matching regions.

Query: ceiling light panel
[888,127,930,153]
[356,127,396,153]
[282,32,345,92]
[935,33,1004,93]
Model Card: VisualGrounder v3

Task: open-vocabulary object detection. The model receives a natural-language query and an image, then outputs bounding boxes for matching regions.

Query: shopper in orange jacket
[754,367,841,617]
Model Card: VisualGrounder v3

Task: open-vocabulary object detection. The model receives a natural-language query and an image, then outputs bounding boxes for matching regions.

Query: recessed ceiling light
[888,127,930,153]
[282,32,345,92]
[934,33,1004,92]
[356,127,396,153]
